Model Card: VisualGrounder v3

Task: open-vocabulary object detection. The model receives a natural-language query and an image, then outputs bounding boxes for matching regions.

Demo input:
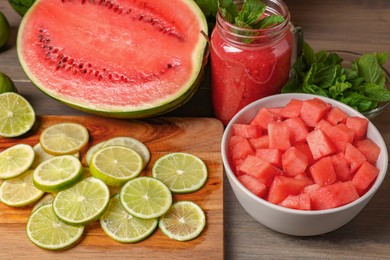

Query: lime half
[100,194,158,243]
[90,146,143,186]
[0,92,35,137]
[152,153,208,193]
[0,143,35,179]
[39,122,89,155]
[26,204,85,250]
[120,177,172,219]
[86,137,150,167]
[159,201,206,241]
[33,155,83,192]
[53,177,110,225]
[0,170,44,207]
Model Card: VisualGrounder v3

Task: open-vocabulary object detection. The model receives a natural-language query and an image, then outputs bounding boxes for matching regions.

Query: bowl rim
[222,93,388,215]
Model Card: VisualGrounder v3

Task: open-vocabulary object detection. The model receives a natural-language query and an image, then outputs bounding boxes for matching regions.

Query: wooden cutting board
[0,115,224,259]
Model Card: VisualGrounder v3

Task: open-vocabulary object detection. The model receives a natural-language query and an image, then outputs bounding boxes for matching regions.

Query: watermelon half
[17,0,208,118]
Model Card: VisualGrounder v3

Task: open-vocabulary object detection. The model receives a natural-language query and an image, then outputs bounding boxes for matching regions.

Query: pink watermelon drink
[210,0,293,125]
[228,97,382,211]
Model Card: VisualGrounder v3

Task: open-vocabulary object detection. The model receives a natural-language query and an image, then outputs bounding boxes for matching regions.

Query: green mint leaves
[282,42,390,113]
[220,0,285,29]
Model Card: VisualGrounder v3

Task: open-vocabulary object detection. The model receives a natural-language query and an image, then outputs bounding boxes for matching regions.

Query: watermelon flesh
[17,0,208,118]
[228,97,382,211]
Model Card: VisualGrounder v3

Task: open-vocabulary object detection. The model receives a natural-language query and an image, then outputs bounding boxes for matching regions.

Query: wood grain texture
[0,116,224,259]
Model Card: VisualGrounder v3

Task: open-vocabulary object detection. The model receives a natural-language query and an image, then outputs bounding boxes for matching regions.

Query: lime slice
[31,143,79,169]
[33,155,83,192]
[120,177,172,219]
[26,204,85,250]
[0,170,44,207]
[32,193,54,212]
[159,201,206,241]
[86,137,150,167]
[152,153,208,193]
[39,122,89,155]
[0,92,35,137]
[0,71,17,94]
[100,194,158,243]
[53,177,110,225]
[90,146,143,187]
[0,143,35,179]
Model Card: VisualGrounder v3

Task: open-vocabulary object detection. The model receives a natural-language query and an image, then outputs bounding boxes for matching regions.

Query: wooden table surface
[1,0,390,259]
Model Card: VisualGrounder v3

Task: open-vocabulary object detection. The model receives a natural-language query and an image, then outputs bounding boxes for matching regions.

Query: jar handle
[290,23,304,67]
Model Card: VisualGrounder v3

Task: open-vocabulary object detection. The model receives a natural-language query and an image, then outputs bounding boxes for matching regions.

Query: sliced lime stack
[39,123,89,155]
[0,143,35,179]
[53,177,110,225]
[100,194,158,243]
[26,204,85,250]
[90,146,143,186]
[86,136,150,167]
[0,92,35,137]
[33,155,83,192]
[159,201,206,241]
[120,177,172,219]
[152,153,208,193]
[32,193,54,212]
[31,143,79,169]
[0,170,44,207]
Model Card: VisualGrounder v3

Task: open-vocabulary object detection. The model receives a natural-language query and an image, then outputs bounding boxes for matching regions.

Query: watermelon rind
[17,0,209,118]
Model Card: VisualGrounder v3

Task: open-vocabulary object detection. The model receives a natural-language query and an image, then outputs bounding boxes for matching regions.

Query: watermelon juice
[210,0,293,125]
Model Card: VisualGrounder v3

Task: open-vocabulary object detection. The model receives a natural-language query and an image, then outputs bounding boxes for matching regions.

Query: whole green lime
[8,0,36,16]
[0,11,10,49]
[0,72,18,94]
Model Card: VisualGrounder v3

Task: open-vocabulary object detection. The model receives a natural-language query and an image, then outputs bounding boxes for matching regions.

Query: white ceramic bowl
[222,93,388,236]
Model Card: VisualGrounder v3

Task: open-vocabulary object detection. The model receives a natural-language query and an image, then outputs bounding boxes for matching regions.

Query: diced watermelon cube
[346,116,369,141]
[238,155,282,187]
[281,99,303,118]
[278,194,311,210]
[309,156,337,186]
[268,107,284,116]
[282,146,308,177]
[344,143,367,173]
[229,135,255,162]
[354,138,381,164]
[315,120,354,152]
[294,173,314,186]
[268,121,291,150]
[331,153,352,181]
[249,135,269,149]
[267,176,309,204]
[308,181,359,210]
[237,174,267,198]
[250,108,282,130]
[232,124,262,139]
[300,98,331,127]
[294,142,316,165]
[325,106,348,126]
[284,117,309,144]
[306,129,337,160]
[255,148,282,168]
[352,161,380,195]
[303,183,321,194]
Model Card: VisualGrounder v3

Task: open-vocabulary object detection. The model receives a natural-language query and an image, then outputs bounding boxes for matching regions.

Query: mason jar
[210,0,300,125]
